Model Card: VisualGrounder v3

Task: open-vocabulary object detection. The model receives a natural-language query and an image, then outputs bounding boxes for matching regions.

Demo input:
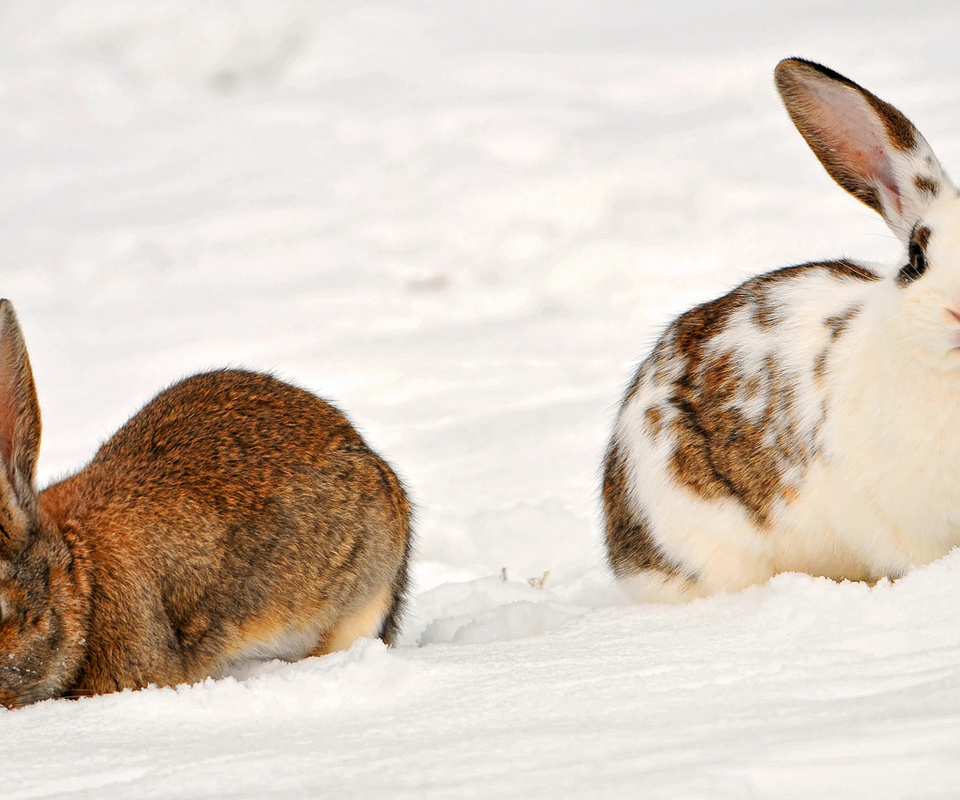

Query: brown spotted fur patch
[824,304,862,341]
[655,261,869,527]
[667,350,789,527]
[915,176,940,197]
[781,486,800,504]
[602,440,679,579]
[752,293,779,329]
[913,225,932,251]
[813,350,829,385]
[671,261,876,368]
[644,406,664,438]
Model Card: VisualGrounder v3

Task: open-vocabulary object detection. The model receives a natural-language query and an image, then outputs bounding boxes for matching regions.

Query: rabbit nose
[948,308,960,325]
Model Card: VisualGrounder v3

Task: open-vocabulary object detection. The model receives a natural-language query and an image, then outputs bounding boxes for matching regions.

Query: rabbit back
[604,261,887,600]
[39,369,411,695]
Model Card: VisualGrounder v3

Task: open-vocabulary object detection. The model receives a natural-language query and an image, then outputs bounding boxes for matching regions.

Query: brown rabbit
[0,300,412,708]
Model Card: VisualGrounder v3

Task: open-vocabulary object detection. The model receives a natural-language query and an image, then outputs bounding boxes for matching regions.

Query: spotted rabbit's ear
[0,300,40,557]
[775,58,956,244]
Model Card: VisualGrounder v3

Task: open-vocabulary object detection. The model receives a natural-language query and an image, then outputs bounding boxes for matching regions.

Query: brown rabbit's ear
[0,301,41,550]
[775,58,957,243]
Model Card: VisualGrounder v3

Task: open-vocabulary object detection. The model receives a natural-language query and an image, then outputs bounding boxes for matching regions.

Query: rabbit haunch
[604,58,960,603]
[0,301,412,708]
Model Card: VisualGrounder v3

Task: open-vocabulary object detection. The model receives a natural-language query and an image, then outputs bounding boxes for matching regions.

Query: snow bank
[4,0,960,797]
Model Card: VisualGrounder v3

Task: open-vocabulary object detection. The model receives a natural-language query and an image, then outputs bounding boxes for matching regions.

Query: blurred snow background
[4,1,960,797]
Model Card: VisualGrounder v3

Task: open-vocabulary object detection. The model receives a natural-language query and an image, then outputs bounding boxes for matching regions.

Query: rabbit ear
[0,300,41,542]
[775,58,956,243]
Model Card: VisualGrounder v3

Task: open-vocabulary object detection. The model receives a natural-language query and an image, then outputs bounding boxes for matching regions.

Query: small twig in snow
[527,570,550,590]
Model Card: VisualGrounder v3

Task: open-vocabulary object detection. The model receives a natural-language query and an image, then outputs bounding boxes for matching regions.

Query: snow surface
[4,1,960,797]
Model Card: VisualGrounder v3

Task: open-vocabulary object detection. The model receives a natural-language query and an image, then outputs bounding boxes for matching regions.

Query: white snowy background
[4,1,960,797]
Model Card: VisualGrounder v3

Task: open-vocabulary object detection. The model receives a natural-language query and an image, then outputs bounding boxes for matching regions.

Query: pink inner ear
[808,83,903,214]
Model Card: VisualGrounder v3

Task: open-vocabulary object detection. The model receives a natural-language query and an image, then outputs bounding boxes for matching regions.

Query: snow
[4,1,960,796]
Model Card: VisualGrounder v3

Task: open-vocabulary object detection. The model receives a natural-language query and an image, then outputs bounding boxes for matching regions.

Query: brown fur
[644,406,664,438]
[913,225,932,251]
[668,352,786,527]
[0,301,412,707]
[663,266,873,523]
[915,176,941,198]
[824,305,862,341]
[670,261,875,367]
[815,306,862,384]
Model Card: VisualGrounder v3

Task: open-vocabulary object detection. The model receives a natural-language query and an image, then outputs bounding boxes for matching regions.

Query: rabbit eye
[897,225,932,286]
[897,241,928,285]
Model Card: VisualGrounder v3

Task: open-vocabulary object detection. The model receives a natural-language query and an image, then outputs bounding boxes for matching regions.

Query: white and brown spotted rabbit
[0,302,412,707]
[604,58,960,602]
